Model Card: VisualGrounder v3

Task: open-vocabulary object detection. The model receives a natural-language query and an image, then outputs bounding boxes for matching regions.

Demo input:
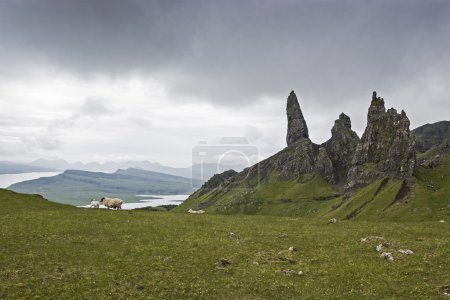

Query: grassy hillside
[0,188,449,299]
[8,168,200,206]
[177,156,450,221]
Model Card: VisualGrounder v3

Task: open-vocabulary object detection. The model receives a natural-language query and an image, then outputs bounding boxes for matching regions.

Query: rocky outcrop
[346,92,416,191]
[286,91,309,146]
[323,113,360,184]
[182,90,419,213]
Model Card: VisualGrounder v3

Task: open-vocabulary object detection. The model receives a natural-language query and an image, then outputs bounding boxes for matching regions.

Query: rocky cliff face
[346,92,416,191]
[286,91,309,146]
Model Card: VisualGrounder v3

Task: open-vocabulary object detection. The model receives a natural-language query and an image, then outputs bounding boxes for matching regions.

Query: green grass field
[1,189,449,299]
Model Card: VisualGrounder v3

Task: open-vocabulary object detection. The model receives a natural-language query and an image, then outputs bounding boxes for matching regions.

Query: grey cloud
[244,125,263,143]
[21,135,63,151]
[0,0,449,108]
[78,98,111,117]
[51,97,113,129]
[0,0,449,165]
[129,117,153,129]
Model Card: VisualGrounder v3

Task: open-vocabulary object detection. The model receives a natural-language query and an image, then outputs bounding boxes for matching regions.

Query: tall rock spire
[286,91,309,146]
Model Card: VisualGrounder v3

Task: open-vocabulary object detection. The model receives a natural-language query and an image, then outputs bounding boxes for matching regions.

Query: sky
[0,0,449,167]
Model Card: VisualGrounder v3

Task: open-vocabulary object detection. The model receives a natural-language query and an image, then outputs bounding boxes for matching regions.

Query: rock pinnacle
[286,91,309,146]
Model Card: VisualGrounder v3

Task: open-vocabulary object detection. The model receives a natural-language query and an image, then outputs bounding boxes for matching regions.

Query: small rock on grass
[441,285,450,297]
[380,252,394,262]
[398,249,414,254]
[288,246,297,252]
[375,244,384,252]
[282,269,304,277]
[216,258,232,269]
[229,232,239,239]
[375,243,392,253]
[328,218,337,224]
[360,236,384,242]
[439,220,445,223]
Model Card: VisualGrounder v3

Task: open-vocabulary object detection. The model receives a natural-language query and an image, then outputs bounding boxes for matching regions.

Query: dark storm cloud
[1,0,449,109]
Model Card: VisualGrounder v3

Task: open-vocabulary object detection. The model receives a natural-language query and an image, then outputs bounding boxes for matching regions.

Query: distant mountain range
[8,168,202,206]
[0,158,246,184]
[0,161,57,175]
[27,158,245,181]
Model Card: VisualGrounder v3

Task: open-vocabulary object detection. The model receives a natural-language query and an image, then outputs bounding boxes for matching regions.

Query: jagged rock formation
[178,90,424,217]
[346,92,416,191]
[286,91,309,145]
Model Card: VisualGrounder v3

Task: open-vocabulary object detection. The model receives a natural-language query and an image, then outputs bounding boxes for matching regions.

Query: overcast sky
[0,0,449,167]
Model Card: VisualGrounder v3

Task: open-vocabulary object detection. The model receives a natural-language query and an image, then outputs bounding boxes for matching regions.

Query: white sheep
[100,197,124,210]
[188,208,205,214]
[90,199,100,209]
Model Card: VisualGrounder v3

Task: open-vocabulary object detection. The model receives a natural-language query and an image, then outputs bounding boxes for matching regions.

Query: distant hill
[8,168,201,206]
[412,121,450,152]
[29,159,245,181]
[0,162,57,175]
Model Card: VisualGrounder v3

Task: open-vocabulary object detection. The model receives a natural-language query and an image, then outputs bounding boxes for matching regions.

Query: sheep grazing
[90,199,100,209]
[188,208,205,214]
[100,197,124,210]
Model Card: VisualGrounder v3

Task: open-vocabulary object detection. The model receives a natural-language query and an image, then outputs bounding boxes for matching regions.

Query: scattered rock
[439,220,445,223]
[282,269,304,277]
[398,249,414,254]
[360,236,384,242]
[375,243,393,252]
[441,285,450,297]
[163,256,171,262]
[328,218,337,224]
[376,244,385,253]
[215,258,232,269]
[229,232,239,239]
[288,246,297,252]
[380,252,394,262]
